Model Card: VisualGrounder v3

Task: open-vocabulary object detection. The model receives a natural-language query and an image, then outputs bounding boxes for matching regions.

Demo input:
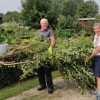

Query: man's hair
[40,18,49,25]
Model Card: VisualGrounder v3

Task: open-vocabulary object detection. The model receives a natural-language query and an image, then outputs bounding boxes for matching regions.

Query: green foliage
[0,66,22,88]
[77,1,99,18]
[21,0,58,29]
[62,0,78,17]
[55,29,76,38]
[95,15,100,22]
[0,34,95,90]
[57,0,83,29]
[57,15,76,29]
[0,22,29,44]
[0,13,4,17]
[21,0,98,29]
[0,71,59,100]
[55,28,94,38]
[0,23,96,90]
[3,11,21,23]
[53,37,95,89]
[79,28,93,37]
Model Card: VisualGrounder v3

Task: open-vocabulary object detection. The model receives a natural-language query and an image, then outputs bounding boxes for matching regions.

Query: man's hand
[48,47,52,55]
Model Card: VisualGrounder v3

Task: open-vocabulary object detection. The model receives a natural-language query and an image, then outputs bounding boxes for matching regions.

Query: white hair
[94,23,100,28]
[40,18,48,25]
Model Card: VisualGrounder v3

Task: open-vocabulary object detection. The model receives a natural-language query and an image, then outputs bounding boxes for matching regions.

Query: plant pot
[0,43,8,54]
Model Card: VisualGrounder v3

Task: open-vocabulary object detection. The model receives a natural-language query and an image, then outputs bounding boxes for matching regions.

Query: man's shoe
[90,88,98,95]
[37,86,46,91]
[48,88,54,94]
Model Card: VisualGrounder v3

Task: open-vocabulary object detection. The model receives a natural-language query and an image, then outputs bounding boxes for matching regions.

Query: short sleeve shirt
[36,29,54,38]
[94,35,100,55]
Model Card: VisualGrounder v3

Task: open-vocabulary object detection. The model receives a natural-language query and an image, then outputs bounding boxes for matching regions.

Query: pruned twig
[0,61,33,66]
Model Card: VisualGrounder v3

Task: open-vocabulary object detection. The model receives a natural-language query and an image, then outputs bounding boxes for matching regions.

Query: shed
[78,18,95,27]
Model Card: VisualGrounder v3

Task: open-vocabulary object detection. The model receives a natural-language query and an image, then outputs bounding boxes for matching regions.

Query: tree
[62,0,77,17]
[57,0,83,29]
[77,1,99,18]
[0,13,4,17]
[0,13,4,24]
[3,11,21,23]
[73,0,84,3]
[21,0,58,29]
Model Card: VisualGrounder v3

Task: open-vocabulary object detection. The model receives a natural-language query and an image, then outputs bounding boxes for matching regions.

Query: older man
[36,18,55,94]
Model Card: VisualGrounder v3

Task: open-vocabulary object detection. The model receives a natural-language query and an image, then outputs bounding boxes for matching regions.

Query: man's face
[40,21,48,31]
[94,25,100,35]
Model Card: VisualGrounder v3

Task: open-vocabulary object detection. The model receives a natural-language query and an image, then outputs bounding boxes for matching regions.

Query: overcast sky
[0,0,21,14]
[0,0,100,14]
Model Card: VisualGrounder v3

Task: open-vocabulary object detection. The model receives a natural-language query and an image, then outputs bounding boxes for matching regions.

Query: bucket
[0,43,9,54]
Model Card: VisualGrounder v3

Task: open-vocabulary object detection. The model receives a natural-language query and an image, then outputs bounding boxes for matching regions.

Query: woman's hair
[40,18,49,25]
[94,23,100,28]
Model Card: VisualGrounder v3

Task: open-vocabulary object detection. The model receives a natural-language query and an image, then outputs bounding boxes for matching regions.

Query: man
[36,18,55,94]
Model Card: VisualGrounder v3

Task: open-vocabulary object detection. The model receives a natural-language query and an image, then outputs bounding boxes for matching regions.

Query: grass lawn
[0,71,60,100]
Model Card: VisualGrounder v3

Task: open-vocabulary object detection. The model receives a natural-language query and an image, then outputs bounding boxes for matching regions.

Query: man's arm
[50,36,55,48]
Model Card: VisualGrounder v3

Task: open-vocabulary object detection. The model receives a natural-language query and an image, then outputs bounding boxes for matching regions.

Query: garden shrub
[0,66,22,88]
[0,26,96,90]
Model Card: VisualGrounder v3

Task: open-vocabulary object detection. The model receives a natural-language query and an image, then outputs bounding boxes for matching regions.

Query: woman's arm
[86,46,100,63]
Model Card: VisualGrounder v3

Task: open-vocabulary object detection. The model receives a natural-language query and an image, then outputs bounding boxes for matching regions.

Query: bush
[0,28,95,90]
[78,27,93,37]
[55,29,76,38]
[53,37,95,90]
[0,66,22,88]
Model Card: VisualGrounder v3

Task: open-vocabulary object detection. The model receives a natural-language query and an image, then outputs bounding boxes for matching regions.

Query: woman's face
[40,21,48,31]
[94,25,100,36]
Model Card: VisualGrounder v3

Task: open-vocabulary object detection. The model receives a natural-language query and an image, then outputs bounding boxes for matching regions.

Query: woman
[86,23,100,100]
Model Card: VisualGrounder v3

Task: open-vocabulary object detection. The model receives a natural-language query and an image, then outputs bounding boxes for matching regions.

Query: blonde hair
[40,18,48,25]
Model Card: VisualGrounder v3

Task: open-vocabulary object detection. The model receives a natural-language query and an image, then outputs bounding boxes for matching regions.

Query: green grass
[0,71,60,100]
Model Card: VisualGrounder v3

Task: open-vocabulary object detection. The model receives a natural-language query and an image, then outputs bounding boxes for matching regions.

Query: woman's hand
[85,58,90,65]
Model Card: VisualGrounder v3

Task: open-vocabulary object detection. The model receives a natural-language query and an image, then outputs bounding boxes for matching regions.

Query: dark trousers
[38,66,53,89]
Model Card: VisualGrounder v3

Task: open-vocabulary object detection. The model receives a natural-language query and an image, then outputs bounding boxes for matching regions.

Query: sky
[0,0,21,14]
[0,0,100,14]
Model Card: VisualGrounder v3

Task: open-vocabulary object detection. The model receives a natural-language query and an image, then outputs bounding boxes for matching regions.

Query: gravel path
[7,77,95,100]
